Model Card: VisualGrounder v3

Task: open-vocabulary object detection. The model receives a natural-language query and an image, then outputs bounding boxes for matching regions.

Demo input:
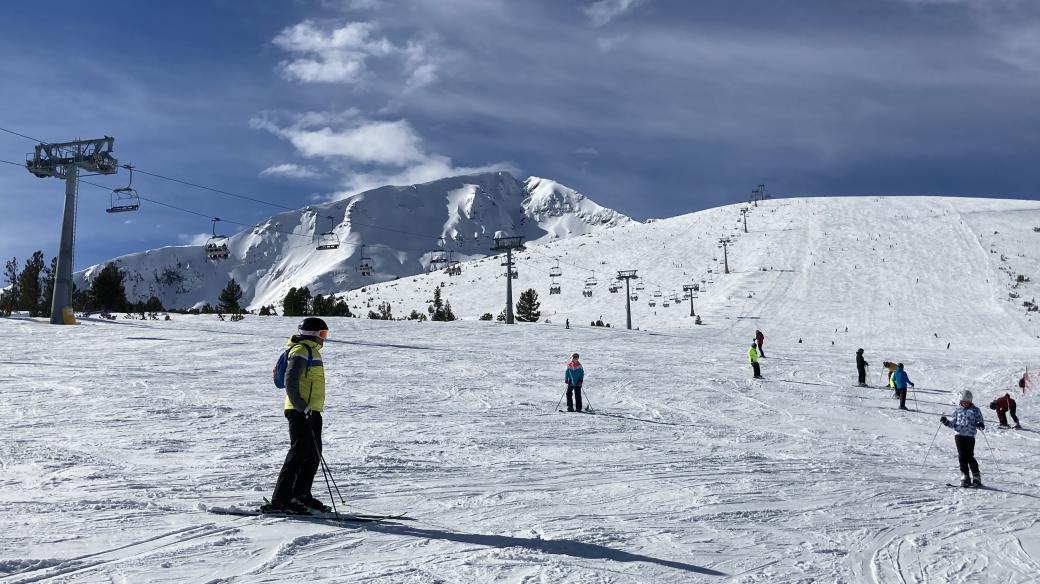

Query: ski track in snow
[3,197,1040,583]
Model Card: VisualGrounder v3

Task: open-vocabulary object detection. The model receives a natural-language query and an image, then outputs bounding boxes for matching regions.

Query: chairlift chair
[649,299,656,307]
[205,218,230,261]
[357,245,374,276]
[608,283,619,293]
[585,272,598,287]
[630,293,639,301]
[316,232,340,251]
[549,261,562,278]
[663,300,670,308]
[635,282,645,291]
[106,165,140,213]
[653,289,662,297]
[315,215,341,250]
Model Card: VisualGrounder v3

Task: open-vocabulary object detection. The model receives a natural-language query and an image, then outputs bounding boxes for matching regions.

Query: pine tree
[88,262,128,312]
[41,256,57,316]
[515,288,541,322]
[331,298,352,317]
[218,278,243,314]
[1,256,18,314]
[378,301,393,320]
[17,251,46,316]
[282,287,299,317]
[430,286,457,321]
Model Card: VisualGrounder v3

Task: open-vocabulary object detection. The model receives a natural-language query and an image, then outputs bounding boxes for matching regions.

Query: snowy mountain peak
[74,171,631,310]
[523,177,633,239]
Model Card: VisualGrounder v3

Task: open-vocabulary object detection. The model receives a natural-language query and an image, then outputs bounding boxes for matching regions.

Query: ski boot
[960,475,971,488]
[261,498,311,515]
[1014,423,1022,430]
[971,475,983,488]
[299,495,332,513]
[998,423,1011,429]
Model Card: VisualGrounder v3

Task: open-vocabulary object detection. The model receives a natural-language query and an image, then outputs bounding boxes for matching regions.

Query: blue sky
[1,0,1039,270]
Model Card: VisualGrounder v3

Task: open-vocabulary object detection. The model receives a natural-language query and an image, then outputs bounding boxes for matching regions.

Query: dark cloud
[0,0,1038,267]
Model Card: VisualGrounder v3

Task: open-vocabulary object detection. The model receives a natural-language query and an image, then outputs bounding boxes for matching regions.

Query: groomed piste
[2,196,1039,583]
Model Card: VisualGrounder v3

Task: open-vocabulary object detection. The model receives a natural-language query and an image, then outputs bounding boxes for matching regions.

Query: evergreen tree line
[281,286,353,317]
[1,252,56,317]
[4,254,540,323]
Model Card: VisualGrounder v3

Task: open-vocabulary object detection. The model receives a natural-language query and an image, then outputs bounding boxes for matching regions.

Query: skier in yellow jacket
[266,317,329,514]
[749,342,762,379]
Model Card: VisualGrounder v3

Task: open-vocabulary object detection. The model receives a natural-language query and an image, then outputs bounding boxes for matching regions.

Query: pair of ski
[945,483,996,491]
[209,505,413,524]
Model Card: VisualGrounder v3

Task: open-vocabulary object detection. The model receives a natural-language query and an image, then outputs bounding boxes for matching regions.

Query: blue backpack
[273,343,313,389]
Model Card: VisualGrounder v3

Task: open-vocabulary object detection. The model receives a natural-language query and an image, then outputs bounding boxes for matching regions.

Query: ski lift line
[0,125,48,144]
[523,245,680,299]
[12,157,715,288]
[77,176,491,254]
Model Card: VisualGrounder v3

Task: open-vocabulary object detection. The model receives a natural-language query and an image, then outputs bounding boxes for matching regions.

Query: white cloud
[178,233,211,246]
[251,110,513,198]
[583,0,645,27]
[273,21,394,84]
[337,156,516,196]
[259,163,325,180]
[574,146,599,155]
[272,20,442,90]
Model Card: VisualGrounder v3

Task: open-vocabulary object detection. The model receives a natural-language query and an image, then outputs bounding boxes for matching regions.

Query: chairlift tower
[740,206,749,233]
[26,137,118,324]
[718,237,731,274]
[616,270,638,330]
[683,284,698,316]
[491,235,525,324]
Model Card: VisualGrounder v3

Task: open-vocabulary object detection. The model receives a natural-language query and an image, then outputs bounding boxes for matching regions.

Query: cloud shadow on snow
[363,524,727,576]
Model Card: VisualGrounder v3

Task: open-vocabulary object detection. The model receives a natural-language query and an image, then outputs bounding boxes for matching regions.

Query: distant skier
[266,317,330,515]
[882,361,898,391]
[856,349,869,386]
[565,318,570,330]
[892,363,914,410]
[564,353,584,412]
[989,393,1021,429]
[755,330,765,357]
[749,342,762,379]
[940,390,985,487]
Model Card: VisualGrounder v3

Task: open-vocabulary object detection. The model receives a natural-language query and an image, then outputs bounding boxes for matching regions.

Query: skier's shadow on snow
[366,523,727,576]
[592,411,696,427]
[325,338,445,352]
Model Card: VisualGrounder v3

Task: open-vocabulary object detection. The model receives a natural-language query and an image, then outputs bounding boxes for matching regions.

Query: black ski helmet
[299,317,329,336]
[857,348,864,354]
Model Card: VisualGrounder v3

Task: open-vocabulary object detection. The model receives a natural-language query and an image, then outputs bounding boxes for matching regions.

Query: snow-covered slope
[351,196,1040,349]
[73,172,634,310]
[3,195,1040,582]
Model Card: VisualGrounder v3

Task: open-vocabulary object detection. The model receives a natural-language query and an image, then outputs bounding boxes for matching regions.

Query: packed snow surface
[3,196,1040,583]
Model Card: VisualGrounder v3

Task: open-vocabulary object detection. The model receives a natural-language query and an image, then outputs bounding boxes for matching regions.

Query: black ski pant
[566,385,583,411]
[896,388,908,409]
[997,404,1019,426]
[751,362,761,378]
[857,366,867,385]
[273,410,322,504]
[955,435,980,478]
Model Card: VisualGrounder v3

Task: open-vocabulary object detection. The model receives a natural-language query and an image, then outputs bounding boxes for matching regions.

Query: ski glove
[977,422,985,430]
[940,416,949,426]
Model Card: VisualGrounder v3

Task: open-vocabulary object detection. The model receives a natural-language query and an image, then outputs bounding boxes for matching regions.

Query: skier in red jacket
[755,330,765,357]
[989,393,1021,429]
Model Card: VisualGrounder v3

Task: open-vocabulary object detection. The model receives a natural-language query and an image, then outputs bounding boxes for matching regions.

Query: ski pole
[554,389,566,412]
[306,419,340,520]
[921,422,943,468]
[581,387,593,412]
[979,427,996,459]
[911,385,919,410]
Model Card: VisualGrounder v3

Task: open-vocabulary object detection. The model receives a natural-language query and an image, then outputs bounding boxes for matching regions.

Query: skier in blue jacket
[891,363,914,410]
[941,390,985,487]
[564,353,584,412]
